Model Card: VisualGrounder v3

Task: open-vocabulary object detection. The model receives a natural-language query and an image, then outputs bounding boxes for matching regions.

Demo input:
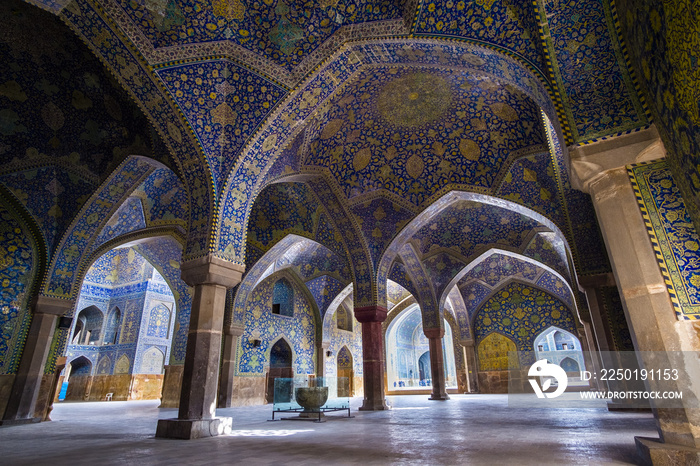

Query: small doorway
[65,356,93,401]
[337,346,353,397]
[418,351,431,386]
[266,338,293,403]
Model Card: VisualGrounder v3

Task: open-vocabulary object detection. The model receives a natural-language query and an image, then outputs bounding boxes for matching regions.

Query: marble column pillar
[461,340,479,393]
[579,321,606,391]
[581,282,616,393]
[317,342,330,379]
[217,324,244,408]
[156,255,244,439]
[44,356,67,421]
[572,128,700,460]
[424,328,449,400]
[355,305,389,410]
[587,168,700,456]
[2,296,73,424]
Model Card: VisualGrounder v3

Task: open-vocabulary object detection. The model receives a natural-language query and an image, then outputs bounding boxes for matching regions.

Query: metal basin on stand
[295,386,328,418]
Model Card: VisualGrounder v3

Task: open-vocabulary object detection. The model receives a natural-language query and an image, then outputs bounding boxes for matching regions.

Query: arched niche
[337,345,354,398]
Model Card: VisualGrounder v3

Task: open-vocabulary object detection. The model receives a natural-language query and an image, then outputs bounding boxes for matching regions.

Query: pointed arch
[114,354,130,374]
[72,305,104,345]
[321,283,353,345]
[139,346,165,374]
[216,38,562,266]
[42,156,158,300]
[377,191,576,318]
[438,248,577,317]
[336,303,353,332]
[68,356,93,376]
[96,355,112,375]
[398,243,440,329]
[146,303,172,339]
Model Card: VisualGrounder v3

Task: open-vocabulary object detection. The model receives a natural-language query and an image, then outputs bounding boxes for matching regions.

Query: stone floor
[0,395,657,465]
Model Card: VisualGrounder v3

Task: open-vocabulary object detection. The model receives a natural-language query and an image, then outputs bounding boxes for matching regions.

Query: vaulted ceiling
[3,0,651,310]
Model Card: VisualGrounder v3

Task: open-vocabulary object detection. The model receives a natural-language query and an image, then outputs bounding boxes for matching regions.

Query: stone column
[156,256,244,439]
[424,327,449,400]
[572,128,700,461]
[44,356,67,421]
[581,280,621,395]
[578,321,606,391]
[318,342,330,379]
[355,305,389,410]
[461,340,479,393]
[217,324,244,408]
[2,296,73,424]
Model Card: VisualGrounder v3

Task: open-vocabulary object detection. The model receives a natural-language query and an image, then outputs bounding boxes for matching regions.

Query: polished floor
[0,395,657,465]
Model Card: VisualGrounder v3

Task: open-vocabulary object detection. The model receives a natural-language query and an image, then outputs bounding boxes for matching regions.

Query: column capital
[224,324,245,337]
[569,124,665,193]
[423,327,445,339]
[578,273,617,289]
[34,295,75,316]
[460,339,475,347]
[354,305,387,323]
[181,255,245,288]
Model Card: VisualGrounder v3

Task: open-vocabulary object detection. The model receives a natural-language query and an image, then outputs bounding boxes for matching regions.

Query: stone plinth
[636,437,700,466]
[156,417,232,440]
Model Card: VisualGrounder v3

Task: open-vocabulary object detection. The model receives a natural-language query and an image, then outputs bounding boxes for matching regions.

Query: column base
[155,417,232,439]
[429,394,450,400]
[359,400,390,411]
[0,417,42,426]
[636,437,700,466]
[607,401,651,412]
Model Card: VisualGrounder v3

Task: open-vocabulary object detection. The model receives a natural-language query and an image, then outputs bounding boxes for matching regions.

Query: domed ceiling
[303,66,546,205]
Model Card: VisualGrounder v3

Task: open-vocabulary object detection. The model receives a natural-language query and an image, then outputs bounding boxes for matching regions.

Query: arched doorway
[337,346,353,397]
[266,338,293,403]
[385,305,458,392]
[62,245,179,403]
[418,351,431,385]
[533,326,587,387]
[65,356,92,401]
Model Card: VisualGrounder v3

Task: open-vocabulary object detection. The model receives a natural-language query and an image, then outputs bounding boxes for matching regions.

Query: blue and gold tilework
[616,0,700,227]
[541,0,648,142]
[155,60,286,190]
[473,282,577,352]
[304,67,546,207]
[628,160,700,319]
[415,0,548,73]
[0,204,35,375]
[237,273,317,375]
[116,0,401,68]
